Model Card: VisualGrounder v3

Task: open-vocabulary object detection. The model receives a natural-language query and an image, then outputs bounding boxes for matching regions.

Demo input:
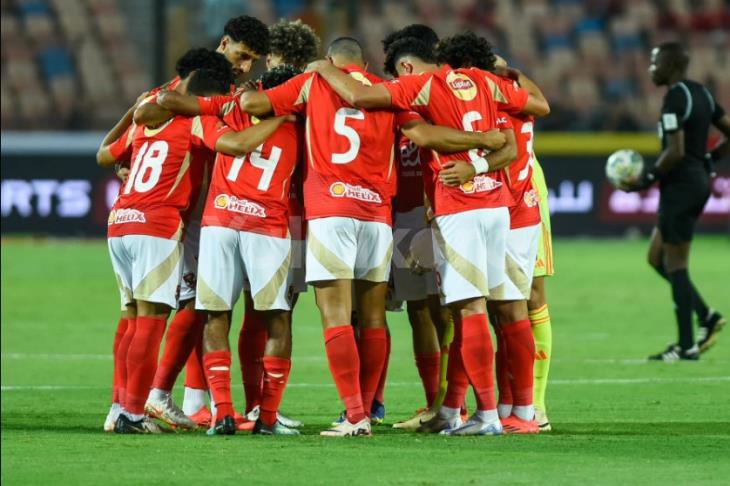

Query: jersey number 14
[226,144,282,191]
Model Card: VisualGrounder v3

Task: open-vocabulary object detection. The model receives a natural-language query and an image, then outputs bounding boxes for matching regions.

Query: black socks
[668,268,694,350]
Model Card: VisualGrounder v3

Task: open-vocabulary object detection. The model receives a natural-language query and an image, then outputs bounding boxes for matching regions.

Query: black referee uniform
[656,79,724,243]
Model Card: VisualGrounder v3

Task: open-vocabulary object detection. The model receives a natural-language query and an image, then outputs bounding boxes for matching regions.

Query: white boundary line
[3,353,728,365]
[3,376,730,392]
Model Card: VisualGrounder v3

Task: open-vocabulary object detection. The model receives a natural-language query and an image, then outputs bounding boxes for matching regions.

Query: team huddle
[97,15,556,436]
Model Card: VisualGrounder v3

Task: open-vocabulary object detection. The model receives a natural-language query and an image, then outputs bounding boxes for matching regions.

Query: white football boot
[145,390,197,430]
[320,418,372,437]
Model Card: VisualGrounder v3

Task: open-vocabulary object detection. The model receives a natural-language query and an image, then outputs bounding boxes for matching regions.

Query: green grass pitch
[2,236,730,485]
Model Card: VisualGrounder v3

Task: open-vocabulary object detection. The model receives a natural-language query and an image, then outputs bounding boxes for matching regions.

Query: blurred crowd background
[2,0,729,132]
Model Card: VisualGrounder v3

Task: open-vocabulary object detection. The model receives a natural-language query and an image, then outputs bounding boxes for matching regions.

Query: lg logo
[1,179,91,218]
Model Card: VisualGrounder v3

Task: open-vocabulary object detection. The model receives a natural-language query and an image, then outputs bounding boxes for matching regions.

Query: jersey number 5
[124,140,168,194]
[332,107,364,164]
[227,144,282,191]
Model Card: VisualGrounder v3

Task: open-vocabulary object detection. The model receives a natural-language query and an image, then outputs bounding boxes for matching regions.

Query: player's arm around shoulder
[401,118,505,153]
[492,57,549,117]
[96,95,145,167]
[438,128,517,187]
[214,116,289,156]
[486,127,518,170]
[513,71,550,117]
[240,89,275,117]
[156,90,205,116]
[306,59,392,109]
[132,92,176,126]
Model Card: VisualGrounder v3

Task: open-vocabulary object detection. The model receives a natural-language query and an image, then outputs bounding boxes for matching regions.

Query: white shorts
[179,218,201,303]
[392,207,438,302]
[195,226,292,312]
[431,207,509,305]
[489,223,540,301]
[306,217,393,283]
[289,239,307,294]
[108,235,183,309]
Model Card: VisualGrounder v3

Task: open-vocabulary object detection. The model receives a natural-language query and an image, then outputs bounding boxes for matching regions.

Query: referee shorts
[658,177,711,244]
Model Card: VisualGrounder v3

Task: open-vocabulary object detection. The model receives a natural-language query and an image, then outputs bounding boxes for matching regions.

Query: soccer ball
[605,149,644,189]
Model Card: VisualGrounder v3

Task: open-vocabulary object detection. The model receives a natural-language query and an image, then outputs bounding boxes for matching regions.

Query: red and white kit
[384,65,529,304]
[107,114,231,308]
[497,111,540,301]
[265,65,414,283]
[195,95,302,312]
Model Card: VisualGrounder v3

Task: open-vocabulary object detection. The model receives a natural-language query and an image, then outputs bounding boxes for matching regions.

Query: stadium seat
[1,0,728,130]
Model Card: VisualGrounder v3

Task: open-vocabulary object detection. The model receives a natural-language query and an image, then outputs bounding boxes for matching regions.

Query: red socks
[443,322,468,409]
[259,356,291,426]
[460,313,496,411]
[203,350,234,419]
[111,317,129,403]
[373,331,391,405]
[324,325,365,423]
[152,308,204,392]
[238,312,267,413]
[125,315,167,415]
[501,319,535,406]
[415,352,441,407]
[495,326,513,405]
[184,339,207,390]
[116,317,137,407]
[357,327,387,414]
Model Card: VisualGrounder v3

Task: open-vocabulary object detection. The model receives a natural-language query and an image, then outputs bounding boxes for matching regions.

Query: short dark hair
[382,24,439,52]
[657,41,690,72]
[175,47,230,78]
[327,37,363,62]
[187,67,234,96]
[436,31,496,71]
[259,64,302,89]
[384,37,436,76]
[269,19,321,69]
[224,15,270,56]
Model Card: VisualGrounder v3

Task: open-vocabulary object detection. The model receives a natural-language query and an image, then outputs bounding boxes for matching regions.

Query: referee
[628,42,730,362]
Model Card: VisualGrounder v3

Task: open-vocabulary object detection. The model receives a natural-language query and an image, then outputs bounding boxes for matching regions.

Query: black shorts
[658,177,711,244]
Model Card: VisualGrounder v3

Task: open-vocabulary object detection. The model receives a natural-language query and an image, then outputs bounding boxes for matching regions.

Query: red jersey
[383,65,518,217]
[148,76,182,96]
[138,92,217,226]
[481,72,540,228]
[265,65,409,226]
[504,112,540,228]
[395,135,428,214]
[198,96,301,238]
[107,115,231,240]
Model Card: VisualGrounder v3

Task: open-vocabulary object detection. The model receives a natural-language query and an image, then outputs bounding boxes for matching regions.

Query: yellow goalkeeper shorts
[532,158,554,277]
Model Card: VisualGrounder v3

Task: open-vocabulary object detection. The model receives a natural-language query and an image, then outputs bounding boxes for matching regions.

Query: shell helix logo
[108,208,146,225]
[460,181,475,193]
[329,182,382,203]
[446,72,477,101]
[214,194,229,208]
[459,175,502,194]
[330,182,347,197]
[213,193,266,217]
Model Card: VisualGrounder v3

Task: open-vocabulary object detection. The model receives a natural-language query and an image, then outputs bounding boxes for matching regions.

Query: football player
[241,37,507,436]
